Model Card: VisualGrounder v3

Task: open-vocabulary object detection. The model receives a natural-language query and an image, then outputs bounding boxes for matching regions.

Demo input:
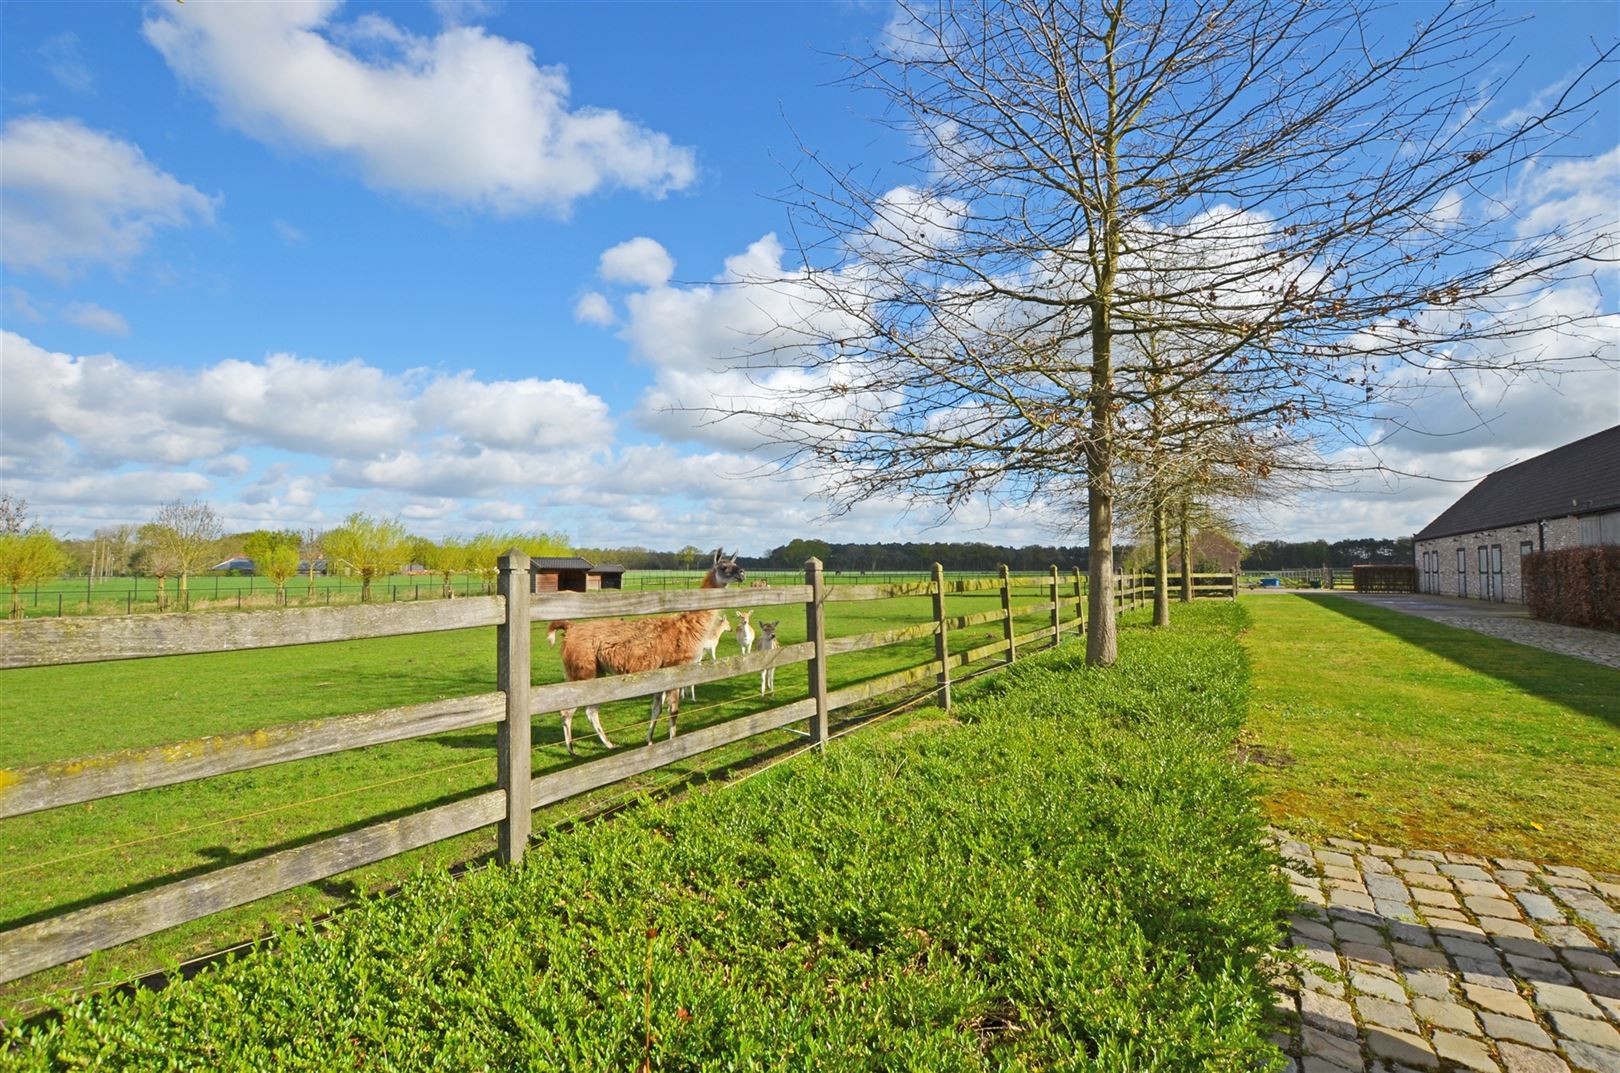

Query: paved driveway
[1299,593,1620,672]
[1276,831,1620,1073]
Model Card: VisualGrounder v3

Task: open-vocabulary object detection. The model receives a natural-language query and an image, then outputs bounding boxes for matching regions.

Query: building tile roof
[1415,424,1620,541]
[527,557,596,571]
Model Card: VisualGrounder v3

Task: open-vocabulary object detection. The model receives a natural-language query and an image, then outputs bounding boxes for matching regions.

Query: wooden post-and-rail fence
[0,555,1107,985]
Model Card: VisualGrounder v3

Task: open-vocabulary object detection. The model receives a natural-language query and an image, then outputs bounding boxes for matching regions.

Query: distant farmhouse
[528,557,627,593]
[1413,425,1620,603]
[208,557,327,575]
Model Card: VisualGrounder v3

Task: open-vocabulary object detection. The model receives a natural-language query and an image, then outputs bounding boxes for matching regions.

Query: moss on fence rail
[6,603,1290,1071]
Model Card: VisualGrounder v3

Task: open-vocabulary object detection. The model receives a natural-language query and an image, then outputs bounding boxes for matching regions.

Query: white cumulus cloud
[598,236,675,287]
[0,117,217,277]
[143,1,696,215]
[0,331,616,503]
[573,291,614,326]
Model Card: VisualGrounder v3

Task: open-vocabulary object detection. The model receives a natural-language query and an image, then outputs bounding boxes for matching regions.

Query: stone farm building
[528,557,626,593]
[1413,424,1620,603]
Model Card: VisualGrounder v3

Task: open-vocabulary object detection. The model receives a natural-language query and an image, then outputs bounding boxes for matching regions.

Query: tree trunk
[1178,498,1193,603]
[1153,498,1170,626]
[361,571,373,603]
[179,571,189,609]
[9,584,20,621]
[307,561,316,598]
[156,576,168,611]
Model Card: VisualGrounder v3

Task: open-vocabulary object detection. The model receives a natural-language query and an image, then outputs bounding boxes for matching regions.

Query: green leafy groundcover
[9,602,1291,1071]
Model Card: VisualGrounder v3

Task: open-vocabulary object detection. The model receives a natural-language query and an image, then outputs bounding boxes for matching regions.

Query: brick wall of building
[1415,517,1581,603]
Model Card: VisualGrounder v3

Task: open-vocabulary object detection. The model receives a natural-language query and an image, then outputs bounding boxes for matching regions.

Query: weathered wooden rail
[0,556,1088,984]
[1113,571,1240,608]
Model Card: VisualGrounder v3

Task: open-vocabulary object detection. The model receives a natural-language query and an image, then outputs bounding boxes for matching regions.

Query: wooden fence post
[805,557,829,746]
[1049,565,1061,647]
[1073,566,1085,636]
[495,549,531,865]
[932,562,951,709]
[1000,564,1016,664]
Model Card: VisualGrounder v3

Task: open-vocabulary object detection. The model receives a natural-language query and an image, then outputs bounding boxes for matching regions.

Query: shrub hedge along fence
[1523,546,1620,632]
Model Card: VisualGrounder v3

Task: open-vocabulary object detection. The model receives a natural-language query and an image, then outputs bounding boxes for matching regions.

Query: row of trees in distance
[0,492,571,615]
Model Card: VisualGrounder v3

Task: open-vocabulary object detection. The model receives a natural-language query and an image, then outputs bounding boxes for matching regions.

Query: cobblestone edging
[1272,831,1620,1073]
[1427,617,1620,673]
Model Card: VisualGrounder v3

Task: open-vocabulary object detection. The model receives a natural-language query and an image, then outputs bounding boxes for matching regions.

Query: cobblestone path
[1317,593,1620,671]
[1273,831,1620,1073]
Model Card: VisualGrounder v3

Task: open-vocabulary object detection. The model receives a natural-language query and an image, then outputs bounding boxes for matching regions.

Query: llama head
[707,548,746,587]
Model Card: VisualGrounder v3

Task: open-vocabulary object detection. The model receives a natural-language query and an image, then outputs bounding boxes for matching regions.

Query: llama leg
[586,705,614,749]
[561,708,576,756]
[646,693,662,744]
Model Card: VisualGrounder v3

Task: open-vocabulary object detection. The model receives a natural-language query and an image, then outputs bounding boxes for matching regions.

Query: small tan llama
[547,549,745,754]
[682,613,732,701]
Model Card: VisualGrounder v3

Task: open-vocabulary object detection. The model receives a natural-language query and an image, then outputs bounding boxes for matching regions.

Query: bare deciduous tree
[713,0,1616,666]
[93,524,138,581]
[139,500,223,609]
[0,492,30,535]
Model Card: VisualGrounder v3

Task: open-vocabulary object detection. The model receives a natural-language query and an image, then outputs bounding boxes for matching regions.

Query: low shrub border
[1523,546,1620,632]
[6,603,1291,1071]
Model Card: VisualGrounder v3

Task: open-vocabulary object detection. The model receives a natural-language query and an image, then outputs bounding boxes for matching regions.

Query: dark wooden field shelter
[528,557,626,593]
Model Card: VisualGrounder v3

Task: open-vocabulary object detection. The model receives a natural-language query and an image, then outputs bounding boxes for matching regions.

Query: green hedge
[8,602,1290,1071]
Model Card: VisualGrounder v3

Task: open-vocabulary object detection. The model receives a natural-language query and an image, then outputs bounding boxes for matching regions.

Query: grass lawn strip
[1242,593,1620,871]
[7,602,1292,1072]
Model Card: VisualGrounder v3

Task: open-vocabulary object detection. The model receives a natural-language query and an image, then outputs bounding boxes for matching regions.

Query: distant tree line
[1243,537,1414,570]
[0,492,576,614]
[753,540,1086,573]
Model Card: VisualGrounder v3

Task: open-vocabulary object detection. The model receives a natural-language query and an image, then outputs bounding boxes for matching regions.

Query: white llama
[756,620,780,695]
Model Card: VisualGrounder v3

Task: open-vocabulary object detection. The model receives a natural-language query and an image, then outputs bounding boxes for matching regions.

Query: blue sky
[2,0,1616,553]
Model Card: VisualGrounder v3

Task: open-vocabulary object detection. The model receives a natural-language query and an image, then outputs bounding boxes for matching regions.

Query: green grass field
[0,586,1085,1015]
[1241,593,1620,870]
[11,568,1082,618]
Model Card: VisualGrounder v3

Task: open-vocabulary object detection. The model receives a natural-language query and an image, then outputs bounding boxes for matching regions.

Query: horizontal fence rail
[0,554,1149,985]
[0,597,506,670]
[0,694,508,821]
[0,792,508,984]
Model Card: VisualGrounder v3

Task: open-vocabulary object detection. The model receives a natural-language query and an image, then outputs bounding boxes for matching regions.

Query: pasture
[1241,593,1620,870]
[0,583,1084,1015]
[10,567,1061,618]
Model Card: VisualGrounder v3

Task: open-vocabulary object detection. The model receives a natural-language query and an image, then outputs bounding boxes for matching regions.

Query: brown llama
[547,548,745,754]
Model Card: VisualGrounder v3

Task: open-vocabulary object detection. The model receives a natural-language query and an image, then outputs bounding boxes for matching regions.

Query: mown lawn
[1241,593,1620,869]
[0,589,1071,1015]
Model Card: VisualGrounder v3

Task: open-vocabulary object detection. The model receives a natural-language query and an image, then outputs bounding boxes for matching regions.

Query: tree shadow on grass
[1298,594,1620,730]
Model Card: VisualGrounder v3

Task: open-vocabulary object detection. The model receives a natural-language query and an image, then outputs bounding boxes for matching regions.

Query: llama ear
[711,548,722,565]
